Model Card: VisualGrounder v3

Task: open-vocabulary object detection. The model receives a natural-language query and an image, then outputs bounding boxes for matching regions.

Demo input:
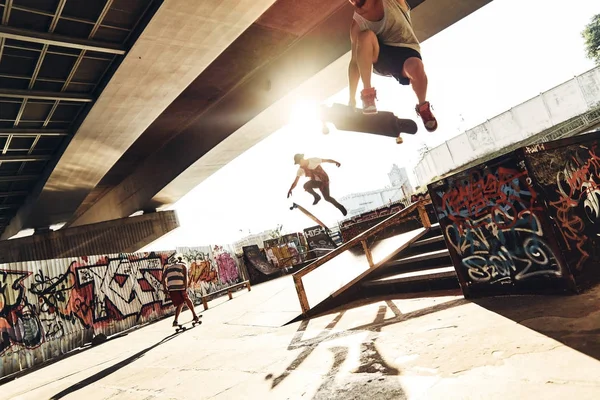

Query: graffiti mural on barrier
[432,160,564,288]
[526,139,600,275]
[178,245,242,299]
[0,252,174,377]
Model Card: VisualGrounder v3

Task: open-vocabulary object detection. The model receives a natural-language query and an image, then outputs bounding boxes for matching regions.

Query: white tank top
[353,0,420,53]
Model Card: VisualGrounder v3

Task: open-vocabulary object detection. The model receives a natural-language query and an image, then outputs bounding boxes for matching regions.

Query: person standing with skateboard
[162,257,200,327]
[287,154,348,216]
[348,0,438,132]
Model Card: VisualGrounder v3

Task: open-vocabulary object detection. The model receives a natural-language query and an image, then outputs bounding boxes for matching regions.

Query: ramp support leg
[294,276,310,314]
[361,240,374,268]
[417,204,431,229]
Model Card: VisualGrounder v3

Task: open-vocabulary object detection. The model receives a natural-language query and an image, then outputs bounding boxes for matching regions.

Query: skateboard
[290,202,330,232]
[319,103,417,143]
[174,318,202,333]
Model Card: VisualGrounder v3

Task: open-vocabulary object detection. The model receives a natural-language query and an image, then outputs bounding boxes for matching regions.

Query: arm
[287,176,300,198]
[348,20,361,109]
[161,267,168,292]
[322,159,341,167]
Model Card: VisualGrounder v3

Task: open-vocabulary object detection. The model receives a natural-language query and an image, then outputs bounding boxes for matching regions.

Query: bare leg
[356,30,379,89]
[183,297,199,320]
[402,57,428,105]
[174,304,183,324]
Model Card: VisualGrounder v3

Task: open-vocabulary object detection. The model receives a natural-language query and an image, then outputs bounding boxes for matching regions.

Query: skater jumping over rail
[287,154,348,216]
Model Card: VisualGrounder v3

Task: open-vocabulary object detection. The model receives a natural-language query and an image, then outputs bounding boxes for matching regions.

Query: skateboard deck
[319,103,417,142]
[174,318,202,333]
[290,202,330,232]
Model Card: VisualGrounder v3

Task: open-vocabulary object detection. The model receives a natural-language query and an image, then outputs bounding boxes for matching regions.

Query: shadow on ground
[474,283,600,361]
[267,291,468,399]
[48,329,187,399]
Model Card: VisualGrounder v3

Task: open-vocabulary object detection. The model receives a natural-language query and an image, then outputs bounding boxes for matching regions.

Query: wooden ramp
[293,201,435,316]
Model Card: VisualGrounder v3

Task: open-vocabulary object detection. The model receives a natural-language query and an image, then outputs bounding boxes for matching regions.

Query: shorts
[169,290,189,307]
[374,43,422,86]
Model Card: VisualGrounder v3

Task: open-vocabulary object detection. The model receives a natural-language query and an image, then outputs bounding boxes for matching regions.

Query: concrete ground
[2,276,600,400]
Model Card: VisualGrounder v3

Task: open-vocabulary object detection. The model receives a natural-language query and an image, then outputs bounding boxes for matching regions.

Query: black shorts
[374,43,422,86]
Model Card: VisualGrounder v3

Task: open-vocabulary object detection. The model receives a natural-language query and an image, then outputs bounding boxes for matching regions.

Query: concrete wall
[524,131,600,288]
[428,150,575,297]
[340,186,411,218]
[415,66,600,186]
[0,251,175,378]
[428,130,600,297]
[0,211,179,264]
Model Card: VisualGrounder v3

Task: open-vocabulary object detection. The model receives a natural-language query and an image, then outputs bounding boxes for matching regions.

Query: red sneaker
[360,87,378,114]
[415,101,438,132]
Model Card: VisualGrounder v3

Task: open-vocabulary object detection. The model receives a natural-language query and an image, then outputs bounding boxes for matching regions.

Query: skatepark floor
[2,275,600,399]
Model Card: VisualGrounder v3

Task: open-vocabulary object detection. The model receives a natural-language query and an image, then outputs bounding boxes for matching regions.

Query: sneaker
[360,88,378,114]
[312,194,321,205]
[415,101,438,132]
[396,135,403,144]
[172,320,178,327]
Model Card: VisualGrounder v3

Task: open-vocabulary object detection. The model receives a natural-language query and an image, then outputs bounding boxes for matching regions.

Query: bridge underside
[0,0,492,241]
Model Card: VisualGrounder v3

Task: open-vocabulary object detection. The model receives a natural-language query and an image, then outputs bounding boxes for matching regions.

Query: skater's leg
[183,294,199,321]
[173,304,183,326]
[355,30,379,114]
[403,57,437,132]
[320,183,347,216]
[402,57,428,105]
[356,30,379,90]
[303,180,322,205]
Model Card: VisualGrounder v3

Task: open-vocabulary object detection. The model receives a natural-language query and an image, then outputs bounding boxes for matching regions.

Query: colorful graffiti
[263,234,306,268]
[0,252,174,378]
[178,245,243,299]
[526,138,600,279]
[432,159,566,291]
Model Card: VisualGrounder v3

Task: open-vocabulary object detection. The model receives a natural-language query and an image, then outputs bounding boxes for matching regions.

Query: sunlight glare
[290,99,321,131]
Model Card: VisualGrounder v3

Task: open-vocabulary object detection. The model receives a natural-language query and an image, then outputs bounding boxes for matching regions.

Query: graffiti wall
[429,152,575,297]
[303,226,337,257]
[177,245,244,301]
[525,132,600,287]
[242,245,283,285]
[263,233,308,268]
[0,251,174,378]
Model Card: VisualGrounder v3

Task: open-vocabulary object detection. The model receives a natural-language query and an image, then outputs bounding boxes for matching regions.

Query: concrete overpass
[0,0,491,252]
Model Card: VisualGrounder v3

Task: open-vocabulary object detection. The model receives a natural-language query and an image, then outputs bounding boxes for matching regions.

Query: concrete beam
[0,210,179,264]
[71,0,492,226]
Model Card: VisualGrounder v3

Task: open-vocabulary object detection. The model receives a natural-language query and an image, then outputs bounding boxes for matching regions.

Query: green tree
[582,14,600,65]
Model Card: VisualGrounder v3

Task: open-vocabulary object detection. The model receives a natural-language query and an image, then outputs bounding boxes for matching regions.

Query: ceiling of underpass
[0,0,492,238]
[0,0,162,236]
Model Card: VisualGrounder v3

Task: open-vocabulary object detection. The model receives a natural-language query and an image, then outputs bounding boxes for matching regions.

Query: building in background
[340,164,413,218]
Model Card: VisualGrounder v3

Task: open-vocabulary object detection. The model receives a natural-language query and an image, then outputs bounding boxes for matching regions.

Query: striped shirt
[164,263,186,291]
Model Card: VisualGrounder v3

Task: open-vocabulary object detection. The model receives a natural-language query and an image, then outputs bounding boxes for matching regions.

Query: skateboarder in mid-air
[287,154,348,216]
[348,0,438,132]
[162,257,200,327]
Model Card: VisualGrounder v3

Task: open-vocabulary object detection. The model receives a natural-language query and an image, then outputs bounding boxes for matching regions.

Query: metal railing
[292,200,432,314]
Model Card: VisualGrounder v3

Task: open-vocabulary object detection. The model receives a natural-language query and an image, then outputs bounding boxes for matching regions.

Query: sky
[143,0,600,250]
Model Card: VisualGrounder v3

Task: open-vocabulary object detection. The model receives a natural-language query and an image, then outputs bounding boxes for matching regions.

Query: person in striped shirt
[162,257,200,327]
